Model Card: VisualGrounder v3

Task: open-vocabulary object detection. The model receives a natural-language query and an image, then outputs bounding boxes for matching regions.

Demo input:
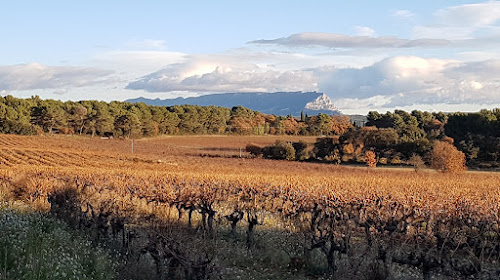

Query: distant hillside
[127,92,341,116]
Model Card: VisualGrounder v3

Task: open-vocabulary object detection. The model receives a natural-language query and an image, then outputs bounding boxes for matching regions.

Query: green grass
[0,209,116,280]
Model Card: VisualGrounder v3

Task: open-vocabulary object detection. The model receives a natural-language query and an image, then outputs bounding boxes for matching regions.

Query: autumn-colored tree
[430,141,466,173]
[329,115,353,135]
[229,106,257,134]
[281,117,299,135]
[252,113,267,135]
[365,150,377,168]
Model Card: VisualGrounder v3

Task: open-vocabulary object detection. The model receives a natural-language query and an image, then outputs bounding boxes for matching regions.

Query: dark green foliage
[313,137,339,159]
[262,141,296,161]
[446,109,500,162]
[114,113,141,137]
[292,141,309,160]
[257,141,308,161]
[0,96,252,137]
[245,143,263,157]
[30,102,67,133]
[363,128,399,150]
[359,110,444,160]
[0,95,356,137]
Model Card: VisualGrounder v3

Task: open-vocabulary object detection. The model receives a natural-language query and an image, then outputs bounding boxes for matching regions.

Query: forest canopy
[0,95,352,137]
[1,95,498,167]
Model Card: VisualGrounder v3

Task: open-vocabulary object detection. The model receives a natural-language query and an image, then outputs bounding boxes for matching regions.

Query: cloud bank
[126,62,318,93]
[126,54,500,113]
[0,63,114,91]
[320,56,500,110]
[413,1,500,40]
[249,32,450,49]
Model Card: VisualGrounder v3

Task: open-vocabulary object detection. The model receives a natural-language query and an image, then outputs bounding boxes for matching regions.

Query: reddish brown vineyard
[1,134,500,279]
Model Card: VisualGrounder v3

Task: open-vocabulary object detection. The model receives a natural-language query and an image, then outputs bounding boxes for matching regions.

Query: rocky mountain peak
[305,93,338,112]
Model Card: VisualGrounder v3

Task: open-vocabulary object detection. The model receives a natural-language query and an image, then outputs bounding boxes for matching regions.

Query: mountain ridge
[127,91,341,116]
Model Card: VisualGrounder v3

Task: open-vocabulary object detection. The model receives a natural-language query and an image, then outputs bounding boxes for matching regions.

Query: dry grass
[1,134,499,220]
[2,134,500,279]
[0,133,498,189]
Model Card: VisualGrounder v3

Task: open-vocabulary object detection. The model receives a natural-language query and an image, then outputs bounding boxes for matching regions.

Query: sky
[1,0,500,114]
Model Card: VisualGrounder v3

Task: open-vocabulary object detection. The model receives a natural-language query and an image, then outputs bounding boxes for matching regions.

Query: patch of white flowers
[0,209,116,280]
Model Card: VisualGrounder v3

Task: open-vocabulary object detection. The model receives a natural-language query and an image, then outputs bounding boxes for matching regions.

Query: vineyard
[1,134,500,279]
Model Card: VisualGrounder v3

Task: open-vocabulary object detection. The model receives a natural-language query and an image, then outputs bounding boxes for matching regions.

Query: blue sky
[1,0,500,114]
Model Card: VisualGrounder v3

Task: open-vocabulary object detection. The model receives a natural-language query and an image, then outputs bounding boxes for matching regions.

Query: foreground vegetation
[0,207,115,280]
[1,134,500,279]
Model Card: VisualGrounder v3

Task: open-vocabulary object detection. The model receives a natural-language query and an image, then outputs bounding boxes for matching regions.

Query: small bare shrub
[408,154,425,172]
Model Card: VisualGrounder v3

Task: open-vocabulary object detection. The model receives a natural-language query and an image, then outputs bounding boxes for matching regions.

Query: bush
[408,154,426,172]
[365,150,377,168]
[245,143,263,157]
[262,141,296,161]
[292,141,309,161]
[378,157,388,165]
[430,141,466,173]
[313,138,337,159]
[390,155,402,165]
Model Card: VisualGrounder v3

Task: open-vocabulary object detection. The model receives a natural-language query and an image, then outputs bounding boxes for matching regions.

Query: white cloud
[123,49,385,94]
[413,1,500,40]
[436,2,500,27]
[458,51,500,61]
[91,50,187,77]
[413,25,476,40]
[249,32,450,49]
[393,10,416,19]
[354,26,376,37]
[125,39,168,50]
[335,95,392,111]
[0,63,114,91]
[126,63,318,93]
[52,89,68,95]
[319,56,500,109]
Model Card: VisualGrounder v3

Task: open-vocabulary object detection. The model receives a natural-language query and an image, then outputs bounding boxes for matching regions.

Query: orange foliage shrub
[441,136,454,144]
[329,115,353,135]
[365,150,377,168]
[431,141,466,173]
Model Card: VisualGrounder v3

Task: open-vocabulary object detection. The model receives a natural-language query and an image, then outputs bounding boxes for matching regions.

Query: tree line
[1,95,499,166]
[359,109,499,167]
[249,109,500,169]
[0,95,352,137]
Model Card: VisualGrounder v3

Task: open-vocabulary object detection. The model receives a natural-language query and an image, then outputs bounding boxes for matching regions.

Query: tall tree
[114,112,141,138]
[30,101,66,133]
[69,104,88,135]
